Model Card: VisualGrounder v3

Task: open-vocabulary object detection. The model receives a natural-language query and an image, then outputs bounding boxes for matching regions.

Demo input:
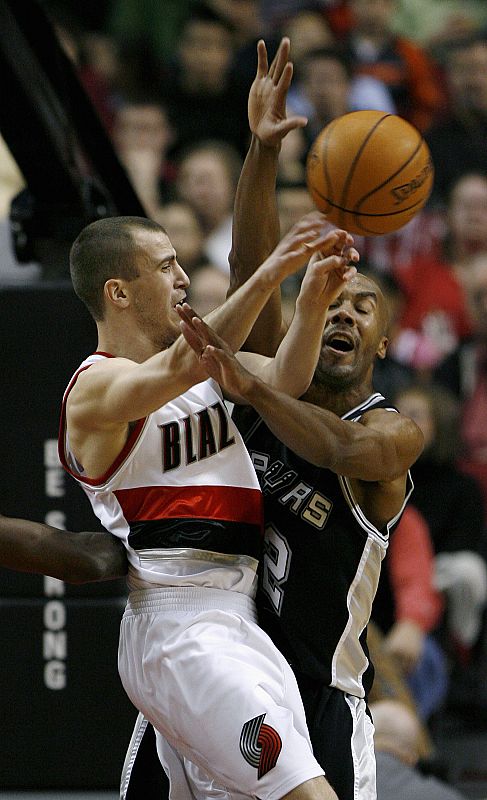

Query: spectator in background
[426,34,487,207]
[154,200,228,315]
[158,3,249,159]
[388,176,481,373]
[0,136,40,284]
[371,699,469,800]
[107,0,194,64]
[175,140,242,274]
[111,96,176,217]
[392,0,487,56]
[394,383,487,669]
[344,0,446,133]
[372,504,448,721]
[281,9,335,64]
[435,254,487,528]
[445,172,487,296]
[287,45,395,150]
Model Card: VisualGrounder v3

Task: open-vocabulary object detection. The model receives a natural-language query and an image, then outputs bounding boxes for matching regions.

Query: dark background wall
[0,284,136,790]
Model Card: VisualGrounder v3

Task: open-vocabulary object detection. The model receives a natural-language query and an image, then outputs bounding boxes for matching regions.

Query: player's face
[314,275,388,389]
[129,229,189,350]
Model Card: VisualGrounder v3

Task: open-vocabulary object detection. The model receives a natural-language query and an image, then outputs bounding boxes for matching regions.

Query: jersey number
[261,524,291,615]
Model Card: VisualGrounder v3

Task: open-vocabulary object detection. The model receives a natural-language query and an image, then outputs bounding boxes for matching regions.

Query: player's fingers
[176,302,200,325]
[275,116,309,138]
[256,39,268,79]
[275,61,294,95]
[179,319,205,354]
[341,265,358,282]
[268,36,290,80]
[343,246,360,263]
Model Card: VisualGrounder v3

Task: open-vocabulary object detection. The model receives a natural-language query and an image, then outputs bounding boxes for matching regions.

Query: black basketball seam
[350,201,424,235]
[322,118,338,209]
[339,113,391,223]
[310,190,426,218]
[355,134,426,212]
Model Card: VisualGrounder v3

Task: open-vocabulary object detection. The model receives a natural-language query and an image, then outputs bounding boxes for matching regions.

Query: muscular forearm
[0,516,128,583]
[228,136,285,355]
[243,380,411,481]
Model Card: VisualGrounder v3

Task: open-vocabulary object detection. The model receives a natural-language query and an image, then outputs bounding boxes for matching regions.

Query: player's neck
[97,322,159,364]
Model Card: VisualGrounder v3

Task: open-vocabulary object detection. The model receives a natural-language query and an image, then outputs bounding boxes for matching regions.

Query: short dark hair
[69,216,165,321]
[300,45,353,79]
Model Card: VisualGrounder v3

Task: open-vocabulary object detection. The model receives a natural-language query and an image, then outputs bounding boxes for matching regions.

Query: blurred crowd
[2,0,487,794]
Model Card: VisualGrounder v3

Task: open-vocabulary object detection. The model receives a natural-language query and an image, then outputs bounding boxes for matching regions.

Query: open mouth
[326,335,354,353]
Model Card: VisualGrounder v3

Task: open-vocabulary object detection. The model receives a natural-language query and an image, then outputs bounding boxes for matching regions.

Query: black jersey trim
[338,396,413,544]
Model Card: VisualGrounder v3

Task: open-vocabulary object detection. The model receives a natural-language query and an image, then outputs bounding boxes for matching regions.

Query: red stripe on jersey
[115,485,263,527]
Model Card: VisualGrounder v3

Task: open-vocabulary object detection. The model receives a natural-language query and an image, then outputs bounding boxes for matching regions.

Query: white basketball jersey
[59,353,263,595]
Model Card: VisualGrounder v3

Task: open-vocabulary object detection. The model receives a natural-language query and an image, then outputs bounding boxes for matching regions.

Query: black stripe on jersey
[128,518,262,559]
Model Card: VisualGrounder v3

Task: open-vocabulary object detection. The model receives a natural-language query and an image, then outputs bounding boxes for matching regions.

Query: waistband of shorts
[123,586,258,620]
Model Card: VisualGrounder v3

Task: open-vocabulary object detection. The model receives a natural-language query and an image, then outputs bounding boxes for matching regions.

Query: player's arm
[228,37,308,356]
[186,238,359,399]
[0,514,127,583]
[180,346,423,481]
[68,210,335,432]
[243,386,422,481]
[254,232,357,394]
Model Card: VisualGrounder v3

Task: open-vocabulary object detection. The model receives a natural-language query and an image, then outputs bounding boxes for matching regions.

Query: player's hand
[248,37,308,148]
[176,302,232,354]
[177,304,254,401]
[298,230,360,309]
[260,211,346,284]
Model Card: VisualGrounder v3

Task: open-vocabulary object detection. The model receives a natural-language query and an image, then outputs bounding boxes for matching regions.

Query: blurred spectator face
[113,104,173,156]
[82,33,120,85]
[189,266,229,316]
[282,12,334,64]
[448,41,487,114]
[395,389,435,449]
[302,55,349,122]
[468,256,487,339]
[177,149,237,228]
[349,0,395,37]
[178,20,234,92]
[277,185,315,235]
[155,202,205,270]
[448,174,487,253]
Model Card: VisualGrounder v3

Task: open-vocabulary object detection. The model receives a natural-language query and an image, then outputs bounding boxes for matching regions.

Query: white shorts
[118,586,324,800]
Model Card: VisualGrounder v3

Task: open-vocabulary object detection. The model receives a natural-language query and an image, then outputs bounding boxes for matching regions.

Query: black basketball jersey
[234,393,413,700]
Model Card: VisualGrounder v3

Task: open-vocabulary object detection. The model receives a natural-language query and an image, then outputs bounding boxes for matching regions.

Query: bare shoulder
[68,356,136,403]
[66,356,137,432]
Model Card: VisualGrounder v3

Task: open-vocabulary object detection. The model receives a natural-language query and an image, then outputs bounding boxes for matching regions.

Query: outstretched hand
[248,37,308,147]
[299,229,360,309]
[262,211,357,284]
[177,303,254,402]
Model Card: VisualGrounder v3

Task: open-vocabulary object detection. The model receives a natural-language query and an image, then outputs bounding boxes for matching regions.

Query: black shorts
[296,673,375,800]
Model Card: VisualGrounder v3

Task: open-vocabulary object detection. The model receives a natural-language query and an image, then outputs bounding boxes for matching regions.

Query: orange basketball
[306,110,434,236]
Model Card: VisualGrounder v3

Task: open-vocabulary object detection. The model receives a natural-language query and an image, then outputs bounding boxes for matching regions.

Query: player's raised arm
[228,37,308,356]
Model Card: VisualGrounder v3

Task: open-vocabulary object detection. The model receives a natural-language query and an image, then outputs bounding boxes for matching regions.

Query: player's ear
[377,336,388,360]
[104,279,130,309]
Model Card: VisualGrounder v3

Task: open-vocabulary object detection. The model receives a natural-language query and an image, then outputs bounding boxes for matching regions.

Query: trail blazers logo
[240,714,282,778]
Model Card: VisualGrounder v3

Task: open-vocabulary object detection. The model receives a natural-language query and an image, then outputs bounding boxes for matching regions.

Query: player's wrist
[249,132,281,155]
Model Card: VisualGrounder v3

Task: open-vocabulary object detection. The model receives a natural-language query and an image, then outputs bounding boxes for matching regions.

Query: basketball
[306,110,434,236]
